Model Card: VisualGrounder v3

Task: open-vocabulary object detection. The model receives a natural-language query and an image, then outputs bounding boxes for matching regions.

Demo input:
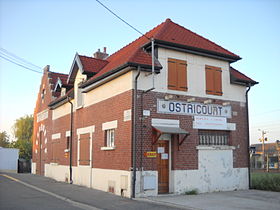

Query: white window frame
[106,129,115,147]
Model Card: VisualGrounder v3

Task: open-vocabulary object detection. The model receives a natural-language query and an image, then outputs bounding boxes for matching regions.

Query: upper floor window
[168,58,188,91]
[205,65,222,96]
[76,87,84,108]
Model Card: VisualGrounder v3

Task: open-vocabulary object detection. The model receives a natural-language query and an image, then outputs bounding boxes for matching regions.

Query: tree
[12,115,33,160]
[0,131,10,147]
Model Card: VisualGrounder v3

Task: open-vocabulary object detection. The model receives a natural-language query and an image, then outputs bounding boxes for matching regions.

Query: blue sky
[0,0,279,144]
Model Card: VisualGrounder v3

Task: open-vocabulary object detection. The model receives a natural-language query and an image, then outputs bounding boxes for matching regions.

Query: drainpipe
[67,96,73,184]
[132,66,141,198]
[245,83,252,189]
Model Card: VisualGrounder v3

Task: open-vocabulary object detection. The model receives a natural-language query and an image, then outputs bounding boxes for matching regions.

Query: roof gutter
[80,62,162,93]
[144,39,241,63]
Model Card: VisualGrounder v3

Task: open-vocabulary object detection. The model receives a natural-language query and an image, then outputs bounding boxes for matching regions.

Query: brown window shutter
[79,134,90,165]
[177,61,188,91]
[214,69,222,95]
[168,59,177,90]
[205,67,214,94]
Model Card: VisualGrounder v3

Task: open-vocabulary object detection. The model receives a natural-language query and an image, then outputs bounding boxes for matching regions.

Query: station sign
[157,99,231,118]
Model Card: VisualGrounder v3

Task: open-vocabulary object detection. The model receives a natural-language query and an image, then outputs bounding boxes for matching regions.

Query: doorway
[157,140,169,194]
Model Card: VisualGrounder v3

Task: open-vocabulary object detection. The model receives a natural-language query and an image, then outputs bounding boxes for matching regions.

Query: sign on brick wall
[157,99,231,118]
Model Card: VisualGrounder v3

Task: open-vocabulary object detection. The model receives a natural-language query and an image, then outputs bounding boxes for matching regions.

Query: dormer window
[61,88,66,96]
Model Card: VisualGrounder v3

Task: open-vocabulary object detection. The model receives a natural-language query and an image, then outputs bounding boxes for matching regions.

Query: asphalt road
[0,173,181,210]
[0,175,84,210]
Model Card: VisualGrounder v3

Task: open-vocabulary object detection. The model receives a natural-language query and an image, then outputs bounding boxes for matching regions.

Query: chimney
[93,47,108,60]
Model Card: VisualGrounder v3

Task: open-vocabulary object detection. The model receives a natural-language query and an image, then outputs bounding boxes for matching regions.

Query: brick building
[32,19,257,197]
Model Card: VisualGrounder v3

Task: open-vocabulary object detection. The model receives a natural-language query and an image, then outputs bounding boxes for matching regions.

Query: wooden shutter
[214,69,222,95]
[168,58,187,91]
[205,65,222,95]
[79,133,90,165]
[205,66,215,94]
[168,59,177,90]
[177,60,187,91]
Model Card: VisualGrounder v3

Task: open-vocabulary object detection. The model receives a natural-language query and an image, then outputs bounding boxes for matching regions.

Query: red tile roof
[79,55,108,74]
[49,72,69,87]
[83,18,241,86]
[230,67,258,84]
[154,19,240,58]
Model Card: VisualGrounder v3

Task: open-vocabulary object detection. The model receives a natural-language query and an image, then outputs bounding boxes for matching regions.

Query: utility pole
[258,129,268,172]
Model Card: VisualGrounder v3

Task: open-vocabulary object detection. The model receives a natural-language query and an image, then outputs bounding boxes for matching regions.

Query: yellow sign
[145,151,157,158]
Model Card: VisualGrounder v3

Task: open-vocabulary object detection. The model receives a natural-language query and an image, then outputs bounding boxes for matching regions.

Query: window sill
[101,146,116,151]
[50,162,59,166]
[76,105,84,110]
[196,145,236,150]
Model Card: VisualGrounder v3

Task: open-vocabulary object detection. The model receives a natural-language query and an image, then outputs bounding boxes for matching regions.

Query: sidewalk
[140,190,280,210]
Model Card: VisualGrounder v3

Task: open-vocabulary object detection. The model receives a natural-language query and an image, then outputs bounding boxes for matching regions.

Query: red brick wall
[135,90,249,171]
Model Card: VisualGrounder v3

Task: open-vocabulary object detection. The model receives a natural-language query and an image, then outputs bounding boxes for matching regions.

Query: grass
[185,189,198,195]
[251,172,280,192]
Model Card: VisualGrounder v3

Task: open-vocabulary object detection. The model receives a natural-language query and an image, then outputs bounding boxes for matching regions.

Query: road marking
[0,174,20,182]
[0,173,101,210]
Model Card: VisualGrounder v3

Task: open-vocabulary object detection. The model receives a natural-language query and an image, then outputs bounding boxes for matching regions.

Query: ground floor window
[199,130,229,145]
[105,129,115,147]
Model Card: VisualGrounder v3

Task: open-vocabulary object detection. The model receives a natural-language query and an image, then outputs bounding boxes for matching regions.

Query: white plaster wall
[136,48,246,102]
[0,148,19,172]
[172,148,248,194]
[135,170,158,197]
[72,166,92,187]
[31,162,36,174]
[84,71,133,108]
[52,100,73,120]
[92,168,131,197]
[45,164,69,182]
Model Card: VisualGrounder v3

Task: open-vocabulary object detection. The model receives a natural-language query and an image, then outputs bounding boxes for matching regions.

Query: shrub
[251,172,280,192]
[185,189,198,195]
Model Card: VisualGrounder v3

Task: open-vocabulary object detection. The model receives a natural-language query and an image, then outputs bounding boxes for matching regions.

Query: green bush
[251,172,280,192]
[185,189,198,195]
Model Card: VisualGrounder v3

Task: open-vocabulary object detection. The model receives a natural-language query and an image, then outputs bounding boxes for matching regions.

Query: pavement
[1,172,280,210]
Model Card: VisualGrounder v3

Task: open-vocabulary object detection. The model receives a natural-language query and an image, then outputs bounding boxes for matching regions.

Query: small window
[105,129,115,147]
[77,88,84,108]
[66,136,70,150]
[41,89,46,100]
[199,130,229,145]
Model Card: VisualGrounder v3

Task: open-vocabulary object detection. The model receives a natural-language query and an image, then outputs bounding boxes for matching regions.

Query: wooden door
[157,140,169,194]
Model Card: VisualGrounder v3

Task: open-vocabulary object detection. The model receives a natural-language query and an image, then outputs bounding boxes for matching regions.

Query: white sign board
[193,116,227,130]
[158,99,231,118]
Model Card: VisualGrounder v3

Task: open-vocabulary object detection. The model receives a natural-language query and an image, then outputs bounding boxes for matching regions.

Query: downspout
[132,66,141,198]
[245,83,251,189]
[67,96,73,184]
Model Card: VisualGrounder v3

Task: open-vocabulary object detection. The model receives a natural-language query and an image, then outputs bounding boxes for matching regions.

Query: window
[199,130,229,145]
[205,65,222,96]
[77,87,84,108]
[66,136,70,150]
[105,129,115,147]
[168,58,188,91]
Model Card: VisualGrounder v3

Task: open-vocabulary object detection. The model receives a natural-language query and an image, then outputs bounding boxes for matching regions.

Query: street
[0,173,181,210]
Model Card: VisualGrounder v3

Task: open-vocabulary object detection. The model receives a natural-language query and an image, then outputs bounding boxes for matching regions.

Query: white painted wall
[136,48,247,102]
[52,100,73,120]
[31,161,36,174]
[172,147,248,194]
[84,71,133,108]
[44,164,132,198]
[0,148,19,172]
[135,170,158,197]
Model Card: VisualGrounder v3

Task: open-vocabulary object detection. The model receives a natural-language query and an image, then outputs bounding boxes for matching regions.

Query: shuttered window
[168,58,187,91]
[205,65,222,96]
[79,133,90,165]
